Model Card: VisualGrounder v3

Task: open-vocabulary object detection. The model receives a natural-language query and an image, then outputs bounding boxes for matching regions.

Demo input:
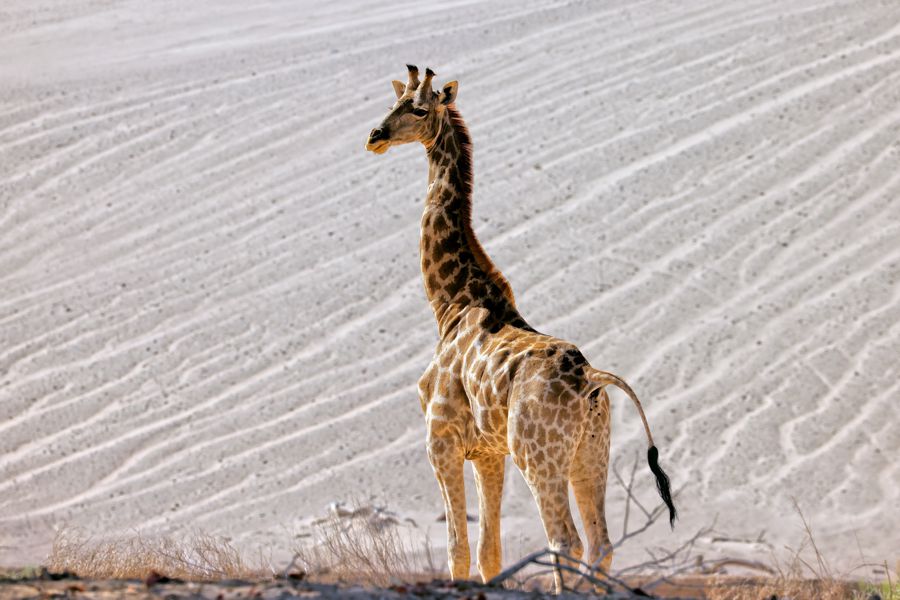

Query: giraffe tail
[586,368,677,528]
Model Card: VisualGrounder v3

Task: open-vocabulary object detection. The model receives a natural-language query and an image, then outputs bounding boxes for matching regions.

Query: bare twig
[489,549,615,593]
[611,503,666,550]
[613,457,651,521]
[702,559,776,575]
[490,546,677,598]
[886,559,895,600]
[791,497,830,579]
[487,549,556,587]
[617,523,713,575]
[281,552,302,580]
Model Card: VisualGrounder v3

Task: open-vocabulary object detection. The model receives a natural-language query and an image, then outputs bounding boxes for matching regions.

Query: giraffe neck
[420,107,523,337]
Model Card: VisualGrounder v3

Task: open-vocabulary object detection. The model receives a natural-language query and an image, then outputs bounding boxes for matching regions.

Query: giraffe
[365,65,676,592]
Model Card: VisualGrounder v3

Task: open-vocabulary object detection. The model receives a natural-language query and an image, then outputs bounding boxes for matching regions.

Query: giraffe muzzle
[365,127,391,154]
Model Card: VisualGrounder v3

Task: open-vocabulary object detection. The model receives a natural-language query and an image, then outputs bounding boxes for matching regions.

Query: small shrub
[291,505,440,586]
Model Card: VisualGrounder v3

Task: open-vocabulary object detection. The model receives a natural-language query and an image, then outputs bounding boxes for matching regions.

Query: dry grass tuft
[705,575,854,600]
[47,528,264,581]
[704,500,857,600]
[290,506,440,587]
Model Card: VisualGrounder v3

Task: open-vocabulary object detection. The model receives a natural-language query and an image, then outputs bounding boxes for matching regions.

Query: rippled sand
[1,0,898,570]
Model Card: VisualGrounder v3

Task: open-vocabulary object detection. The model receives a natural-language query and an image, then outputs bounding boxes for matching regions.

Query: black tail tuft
[647,445,676,529]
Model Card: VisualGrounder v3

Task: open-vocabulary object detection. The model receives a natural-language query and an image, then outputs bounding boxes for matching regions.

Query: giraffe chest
[460,336,517,454]
[419,328,523,458]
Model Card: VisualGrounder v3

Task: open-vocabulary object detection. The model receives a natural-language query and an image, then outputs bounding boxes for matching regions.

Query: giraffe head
[365,65,458,154]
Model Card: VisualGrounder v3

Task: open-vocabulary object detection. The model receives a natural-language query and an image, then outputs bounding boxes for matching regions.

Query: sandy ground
[0,575,697,600]
[2,574,859,600]
[1,0,898,575]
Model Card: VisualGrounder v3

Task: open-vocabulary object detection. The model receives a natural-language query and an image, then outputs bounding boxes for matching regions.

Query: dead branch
[702,558,776,575]
[613,457,651,522]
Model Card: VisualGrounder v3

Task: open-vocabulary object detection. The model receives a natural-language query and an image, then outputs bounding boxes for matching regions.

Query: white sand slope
[1,0,898,571]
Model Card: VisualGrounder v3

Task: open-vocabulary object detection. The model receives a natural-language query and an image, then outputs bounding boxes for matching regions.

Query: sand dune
[1,0,898,571]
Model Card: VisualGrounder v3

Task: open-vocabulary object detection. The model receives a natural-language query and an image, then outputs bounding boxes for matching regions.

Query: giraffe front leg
[427,435,470,580]
[472,454,505,582]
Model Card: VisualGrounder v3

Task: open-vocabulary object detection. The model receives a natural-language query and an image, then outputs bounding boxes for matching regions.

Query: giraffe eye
[411,107,428,117]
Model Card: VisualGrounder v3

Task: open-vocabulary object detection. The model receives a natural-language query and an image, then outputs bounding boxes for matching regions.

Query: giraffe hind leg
[509,391,586,593]
[571,387,613,585]
[524,473,583,593]
[572,478,612,579]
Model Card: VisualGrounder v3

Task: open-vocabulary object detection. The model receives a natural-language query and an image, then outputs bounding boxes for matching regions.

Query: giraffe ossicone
[365,65,676,593]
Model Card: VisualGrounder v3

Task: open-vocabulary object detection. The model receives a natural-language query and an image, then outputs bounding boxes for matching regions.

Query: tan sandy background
[1,0,898,573]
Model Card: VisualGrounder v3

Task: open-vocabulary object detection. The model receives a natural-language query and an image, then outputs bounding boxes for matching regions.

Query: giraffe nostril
[370,127,387,141]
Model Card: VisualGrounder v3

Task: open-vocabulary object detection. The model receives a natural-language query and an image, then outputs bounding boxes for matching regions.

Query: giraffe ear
[391,80,406,99]
[439,81,458,105]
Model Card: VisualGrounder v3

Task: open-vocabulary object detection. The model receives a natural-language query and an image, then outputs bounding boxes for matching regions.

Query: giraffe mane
[445,105,516,307]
